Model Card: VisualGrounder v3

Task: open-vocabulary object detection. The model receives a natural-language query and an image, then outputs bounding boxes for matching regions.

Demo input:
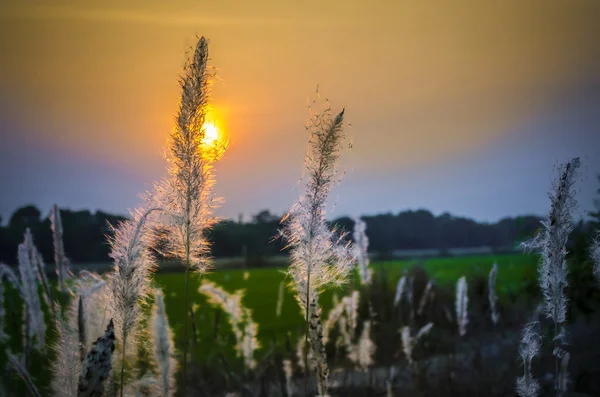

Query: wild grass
[1,34,599,397]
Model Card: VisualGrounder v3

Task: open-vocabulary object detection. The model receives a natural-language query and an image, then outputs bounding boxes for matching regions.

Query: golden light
[202,121,219,145]
[200,113,229,161]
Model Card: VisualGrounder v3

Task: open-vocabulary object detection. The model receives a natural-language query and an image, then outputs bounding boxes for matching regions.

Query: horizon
[0,200,580,228]
[1,1,599,224]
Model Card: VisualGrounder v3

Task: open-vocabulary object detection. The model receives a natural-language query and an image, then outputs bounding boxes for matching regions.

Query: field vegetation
[1,36,600,397]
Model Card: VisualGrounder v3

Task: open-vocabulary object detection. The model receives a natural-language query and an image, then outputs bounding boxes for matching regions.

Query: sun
[202,121,219,145]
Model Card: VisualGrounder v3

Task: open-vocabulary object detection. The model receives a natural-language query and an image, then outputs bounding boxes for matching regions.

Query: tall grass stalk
[347,320,375,372]
[108,207,157,397]
[282,96,355,396]
[488,263,499,325]
[25,229,53,311]
[521,157,580,397]
[152,36,223,391]
[516,322,541,397]
[18,241,45,356]
[393,275,406,307]
[50,204,69,295]
[455,276,468,337]
[151,288,177,397]
[198,280,260,369]
[417,280,434,316]
[0,263,23,342]
[353,217,371,285]
[400,323,433,364]
[51,304,80,396]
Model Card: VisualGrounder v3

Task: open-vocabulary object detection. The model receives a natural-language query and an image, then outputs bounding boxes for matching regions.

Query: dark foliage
[0,206,545,266]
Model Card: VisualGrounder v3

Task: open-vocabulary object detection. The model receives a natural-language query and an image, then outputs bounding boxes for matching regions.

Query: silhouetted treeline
[0,205,550,265]
[0,205,127,265]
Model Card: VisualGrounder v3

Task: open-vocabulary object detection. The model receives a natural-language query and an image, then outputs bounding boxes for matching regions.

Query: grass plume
[455,276,468,337]
[353,217,371,285]
[516,322,541,397]
[50,204,70,295]
[488,263,500,325]
[281,94,354,396]
[108,207,158,397]
[521,157,580,396]
[151,36,224,390]
[199,280,260,369]
[151,288,178,397]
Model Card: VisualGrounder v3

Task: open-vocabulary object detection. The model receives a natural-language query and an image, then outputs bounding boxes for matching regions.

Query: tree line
[0,205,562,265]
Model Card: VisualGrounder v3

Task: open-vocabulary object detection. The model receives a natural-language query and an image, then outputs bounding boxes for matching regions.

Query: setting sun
[202,121,219,145]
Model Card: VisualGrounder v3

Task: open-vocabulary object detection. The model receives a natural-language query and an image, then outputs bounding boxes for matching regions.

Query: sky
[0,0,599,224]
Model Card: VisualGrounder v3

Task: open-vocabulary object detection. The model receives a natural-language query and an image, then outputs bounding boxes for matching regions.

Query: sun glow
[202,121,219,145]
[200,115,229,161]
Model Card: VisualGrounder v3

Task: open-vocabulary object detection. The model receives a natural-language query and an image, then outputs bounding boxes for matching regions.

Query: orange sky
[1,0,599,222]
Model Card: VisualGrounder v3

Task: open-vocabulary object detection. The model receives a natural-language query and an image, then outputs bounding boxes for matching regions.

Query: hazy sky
[1,0,599,224]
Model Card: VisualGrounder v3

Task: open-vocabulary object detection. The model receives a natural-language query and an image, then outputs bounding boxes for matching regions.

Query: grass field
[155,253,539,366]
[0,253,539,391]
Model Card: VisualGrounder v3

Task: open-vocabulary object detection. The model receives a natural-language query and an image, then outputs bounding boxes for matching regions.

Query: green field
[155,253,538,365]
[0,253,539,392]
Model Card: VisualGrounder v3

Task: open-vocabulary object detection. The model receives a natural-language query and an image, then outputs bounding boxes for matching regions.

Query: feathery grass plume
[281,94,354,396]
[393,275,406,307]
[488,263,500,325]
[455,276,468,336]
[0,263,24,342]
[400,327,412,364]
[417,280,434,316]
[322,295,347,345]
[52,305,81,397]
[344,290,360,332]
[276,280,285,318]
[347,320,375,372]
[199,280,244,341]
[50,204,70,295]
[337,291,359,354]
[18,242,45,351]
[198,280,260,368]
[8,354,42,397]
[108,207,158,396]
[336,306,352,350]
[152,37,224,389]
[591,234,600,283]
[353,217,371,285]
[516,322,542,397]
[78,319,116,397]
[241,308,260,370]
[521,157,580,395]
[282,359,294,397]
[151,288,177,397]
[24,228,53,308]
[322,291,357,351]
[400,323,433,364]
